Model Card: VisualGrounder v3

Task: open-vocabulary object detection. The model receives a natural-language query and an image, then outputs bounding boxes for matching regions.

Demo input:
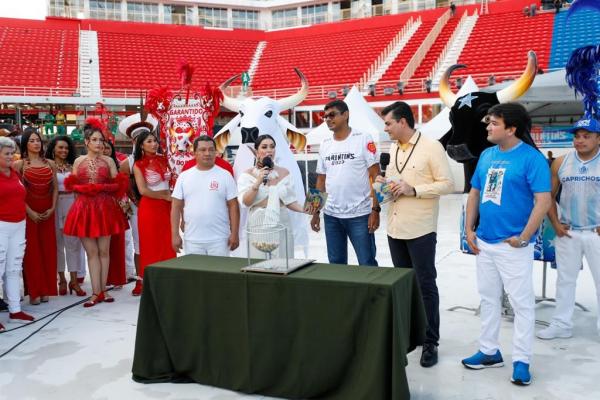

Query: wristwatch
[372,205,381,213]
[517,237,529,247]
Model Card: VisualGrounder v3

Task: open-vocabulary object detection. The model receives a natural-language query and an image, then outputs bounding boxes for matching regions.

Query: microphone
[380,153,390,177]
[261,156,274,185]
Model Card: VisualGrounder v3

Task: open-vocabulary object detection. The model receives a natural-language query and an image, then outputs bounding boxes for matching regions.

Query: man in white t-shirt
[311,100,380,266]
[171,136,240,256]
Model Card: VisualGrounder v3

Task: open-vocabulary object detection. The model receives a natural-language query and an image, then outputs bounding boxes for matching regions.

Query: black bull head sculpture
[438,51,538,192]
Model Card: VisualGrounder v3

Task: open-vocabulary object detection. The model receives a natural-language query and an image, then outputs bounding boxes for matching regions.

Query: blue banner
[532,126,573,148]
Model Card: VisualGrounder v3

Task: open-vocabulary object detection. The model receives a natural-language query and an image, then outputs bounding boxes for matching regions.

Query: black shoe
[0,298,8,312]
[420,344,438,368]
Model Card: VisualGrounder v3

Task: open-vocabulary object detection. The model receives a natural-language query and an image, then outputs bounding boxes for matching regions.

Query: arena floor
[1,194,599,400]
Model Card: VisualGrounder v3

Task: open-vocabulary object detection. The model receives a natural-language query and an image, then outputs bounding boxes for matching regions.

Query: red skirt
[138,196,176,277]
[107,231,127,286]
[64,193,128,238]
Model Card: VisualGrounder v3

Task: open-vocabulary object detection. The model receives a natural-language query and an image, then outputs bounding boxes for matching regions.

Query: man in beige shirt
[380,101,454,367]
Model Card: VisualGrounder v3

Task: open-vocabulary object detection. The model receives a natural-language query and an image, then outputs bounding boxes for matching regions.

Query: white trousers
[184,240,230,257]
[130,205,140,254]
[552,230,600,331]
[476,239,535,364]
[0,220,26,313]
[124,205,139,277]
[56,228,85,274]
[56,193,86,277]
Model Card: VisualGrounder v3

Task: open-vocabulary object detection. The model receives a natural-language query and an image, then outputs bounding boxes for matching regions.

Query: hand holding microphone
[261,156,274,185]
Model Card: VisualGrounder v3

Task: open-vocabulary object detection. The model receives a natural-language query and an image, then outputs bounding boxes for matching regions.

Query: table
[132,255,426,399]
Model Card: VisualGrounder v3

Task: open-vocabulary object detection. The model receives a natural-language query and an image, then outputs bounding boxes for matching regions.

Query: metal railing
[429,9,471,81]
[358,16,420,89]
[399,9,450,83]
[0,67,560,102]
[0,86,78,97]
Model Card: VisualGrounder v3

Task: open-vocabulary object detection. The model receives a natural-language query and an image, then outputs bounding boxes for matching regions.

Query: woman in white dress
[237,135,307,258]
[45,136,86,296]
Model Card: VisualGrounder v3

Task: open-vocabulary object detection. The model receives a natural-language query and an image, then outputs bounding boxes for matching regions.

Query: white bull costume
[214,69,309,257]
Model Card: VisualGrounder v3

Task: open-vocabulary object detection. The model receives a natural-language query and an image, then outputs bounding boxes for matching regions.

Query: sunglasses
[323,111,342,120]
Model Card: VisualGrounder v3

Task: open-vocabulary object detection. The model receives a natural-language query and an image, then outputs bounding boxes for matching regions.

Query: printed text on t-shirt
[324,152,356,165]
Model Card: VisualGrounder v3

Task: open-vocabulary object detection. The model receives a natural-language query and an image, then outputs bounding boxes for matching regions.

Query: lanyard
[394,132,421,176]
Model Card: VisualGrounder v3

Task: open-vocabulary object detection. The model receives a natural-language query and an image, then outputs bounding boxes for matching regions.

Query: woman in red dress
[63,121,128,307]
[132,130,175,296]
[13,129,58,305]
[103,140,127,288]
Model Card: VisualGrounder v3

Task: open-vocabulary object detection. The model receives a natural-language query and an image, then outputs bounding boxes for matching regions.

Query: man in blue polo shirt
[462,103,552,386]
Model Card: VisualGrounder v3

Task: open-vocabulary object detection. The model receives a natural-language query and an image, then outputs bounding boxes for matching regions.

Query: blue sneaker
[511,361,531,386]
[461,350,504,369]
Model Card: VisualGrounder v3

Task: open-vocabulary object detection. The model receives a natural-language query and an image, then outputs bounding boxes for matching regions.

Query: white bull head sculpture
[214,68,310,257]
[214,68,308,154]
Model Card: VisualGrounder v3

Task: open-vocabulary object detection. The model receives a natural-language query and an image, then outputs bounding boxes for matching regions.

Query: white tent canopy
[307,86,389,145]
[485,69,583,118]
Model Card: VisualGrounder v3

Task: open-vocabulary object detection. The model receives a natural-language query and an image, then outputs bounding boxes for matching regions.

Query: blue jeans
[324,213,378,266]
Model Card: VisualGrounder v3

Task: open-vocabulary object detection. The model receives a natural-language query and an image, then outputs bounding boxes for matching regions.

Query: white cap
[118,113,159,140]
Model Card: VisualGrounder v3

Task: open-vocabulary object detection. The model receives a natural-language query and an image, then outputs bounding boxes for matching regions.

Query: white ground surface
[1,194,599,400]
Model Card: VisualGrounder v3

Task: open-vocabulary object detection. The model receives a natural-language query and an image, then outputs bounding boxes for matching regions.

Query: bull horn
[277,68,309,110]
[439,64,466,107]
[496,51,537,103]
[220,73,243,112]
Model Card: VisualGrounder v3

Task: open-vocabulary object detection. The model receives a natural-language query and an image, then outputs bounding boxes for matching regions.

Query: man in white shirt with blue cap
[537,116,600,340]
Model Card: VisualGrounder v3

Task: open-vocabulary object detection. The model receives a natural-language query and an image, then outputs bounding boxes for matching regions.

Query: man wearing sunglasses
[311,100,380,266]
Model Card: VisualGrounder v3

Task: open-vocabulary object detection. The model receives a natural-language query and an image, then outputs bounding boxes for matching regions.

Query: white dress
[238,171,297,258]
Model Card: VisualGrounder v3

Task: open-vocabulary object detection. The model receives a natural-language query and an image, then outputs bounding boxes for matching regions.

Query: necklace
[394,132,421,175]
[55,161,71,174]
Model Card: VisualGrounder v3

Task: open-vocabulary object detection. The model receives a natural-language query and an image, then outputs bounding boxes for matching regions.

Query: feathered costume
[565,0,600,119]
[145,59,223,186]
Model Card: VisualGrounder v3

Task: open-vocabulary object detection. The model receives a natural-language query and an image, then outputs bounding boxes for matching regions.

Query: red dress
[136,155,176,277]
[22,161,57,299]
[107,231,126,286]
[64,157,128,238]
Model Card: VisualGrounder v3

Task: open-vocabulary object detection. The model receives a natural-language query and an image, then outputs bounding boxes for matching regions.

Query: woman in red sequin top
[63,125,128,307]
[12,129,58,305]
[131,130,176,296]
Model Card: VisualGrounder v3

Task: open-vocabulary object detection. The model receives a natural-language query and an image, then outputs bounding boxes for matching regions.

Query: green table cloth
[132,255,426,399]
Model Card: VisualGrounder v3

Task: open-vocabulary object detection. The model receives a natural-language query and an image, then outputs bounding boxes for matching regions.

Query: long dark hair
[103,140,120,167]
[45,135,77,165]
[133,130,160,162]
[20,128,44,159]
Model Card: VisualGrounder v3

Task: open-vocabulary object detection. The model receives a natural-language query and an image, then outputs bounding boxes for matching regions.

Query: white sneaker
[536,325,572,340]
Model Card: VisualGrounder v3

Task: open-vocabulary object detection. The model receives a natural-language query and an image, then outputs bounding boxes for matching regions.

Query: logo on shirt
[324,152,356,166]
[579,165,588,174]
[209,180,219,191]
[367,141,377,154]
[482,167,505,206]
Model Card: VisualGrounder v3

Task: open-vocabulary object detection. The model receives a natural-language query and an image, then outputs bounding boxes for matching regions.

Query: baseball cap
[567,117,600,134]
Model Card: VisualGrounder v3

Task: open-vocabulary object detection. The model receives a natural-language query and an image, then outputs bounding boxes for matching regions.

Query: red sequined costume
[22,161,57,299]
[64,157,128,238]
[136,154,176,277]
